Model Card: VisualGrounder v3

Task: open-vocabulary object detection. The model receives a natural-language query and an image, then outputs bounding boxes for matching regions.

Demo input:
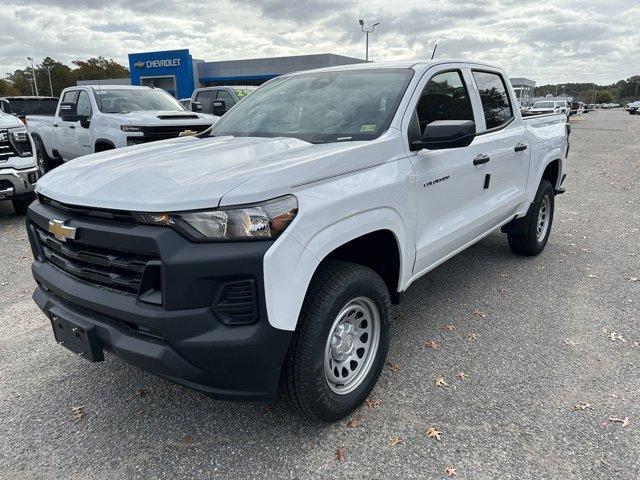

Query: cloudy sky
[1,0,638,85]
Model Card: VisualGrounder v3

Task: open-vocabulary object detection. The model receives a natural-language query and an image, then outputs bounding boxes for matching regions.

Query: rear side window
[472,71,513,130]
[62,90,78,103]
[415,70,474,135]
[195,90,215,113]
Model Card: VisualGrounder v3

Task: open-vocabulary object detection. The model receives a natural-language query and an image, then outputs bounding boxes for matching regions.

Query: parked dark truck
[26,60,568,421]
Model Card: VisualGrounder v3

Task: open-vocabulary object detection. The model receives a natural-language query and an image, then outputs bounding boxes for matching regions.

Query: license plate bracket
[50,314,104,362]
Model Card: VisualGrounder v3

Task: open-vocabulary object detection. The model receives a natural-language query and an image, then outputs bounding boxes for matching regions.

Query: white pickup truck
[26,60,568,421]
[0,110,38,214]
[26,85,217,174]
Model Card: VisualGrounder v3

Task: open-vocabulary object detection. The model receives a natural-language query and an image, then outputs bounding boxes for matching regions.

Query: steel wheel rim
[536,195,551,242]
[323,296,380,395]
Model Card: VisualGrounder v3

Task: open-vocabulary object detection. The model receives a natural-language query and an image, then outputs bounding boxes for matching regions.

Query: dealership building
[79,48,367,99]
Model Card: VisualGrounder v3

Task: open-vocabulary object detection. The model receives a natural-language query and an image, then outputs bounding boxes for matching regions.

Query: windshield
[93,89,185,113]
[211,69,414,143]
[7,99,58,116]
[533,101,556,108]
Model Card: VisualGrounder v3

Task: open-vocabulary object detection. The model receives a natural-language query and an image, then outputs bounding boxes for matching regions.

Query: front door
[72,90,94,158]
[56,90,79,160]
[408,68,492,275]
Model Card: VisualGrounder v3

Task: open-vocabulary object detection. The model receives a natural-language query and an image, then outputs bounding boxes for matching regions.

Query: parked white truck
[26,85,217,174]
[0,110,38,214]
[26,60,568,421]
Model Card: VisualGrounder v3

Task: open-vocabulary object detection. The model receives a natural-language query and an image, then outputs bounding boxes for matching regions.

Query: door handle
[515,143,528,152]
[53,124,59,127]
[69,125,75,129]
[473,154,490,166]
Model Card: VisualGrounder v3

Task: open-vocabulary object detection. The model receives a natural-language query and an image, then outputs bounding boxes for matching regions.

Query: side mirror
[79,116,91,129]
[412,120,476,151]
[59,102,77,120]
[191,102,203,112]
[211,99,227,116]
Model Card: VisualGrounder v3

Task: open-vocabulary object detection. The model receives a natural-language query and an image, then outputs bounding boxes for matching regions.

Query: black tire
[34,136,60,175]
[280,261,391,422]
[12,196,33,215]
[507,180,555,256]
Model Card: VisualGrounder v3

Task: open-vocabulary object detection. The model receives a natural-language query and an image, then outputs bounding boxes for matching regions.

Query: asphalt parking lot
[0,110,638,479]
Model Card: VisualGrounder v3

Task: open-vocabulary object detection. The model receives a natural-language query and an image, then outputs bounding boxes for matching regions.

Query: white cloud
[1,0,638,84]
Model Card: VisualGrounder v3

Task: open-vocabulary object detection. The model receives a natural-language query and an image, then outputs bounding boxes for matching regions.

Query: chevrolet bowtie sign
[134,59,182,69]
[48,219,77,242]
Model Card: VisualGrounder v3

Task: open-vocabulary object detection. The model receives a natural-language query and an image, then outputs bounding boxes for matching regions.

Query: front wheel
[507,180,555,256]
[34,137,59,175]
[280,261,391,422]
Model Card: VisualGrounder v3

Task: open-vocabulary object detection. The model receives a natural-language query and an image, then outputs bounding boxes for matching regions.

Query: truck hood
[35,134,387,212]
[111,110,217,126]
[0,114,24,128]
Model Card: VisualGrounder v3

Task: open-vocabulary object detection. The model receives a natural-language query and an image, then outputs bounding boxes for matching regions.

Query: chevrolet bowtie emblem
[179,129,197,137]
[48,219,77,242]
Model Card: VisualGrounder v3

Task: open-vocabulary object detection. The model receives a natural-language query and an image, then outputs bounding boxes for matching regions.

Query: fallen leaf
[572,403,594,411]
[183,436,193,444]
[434,376,448,387]
[599,459,615,471]
[365,398,380,409]
[388,436,401,447]
[457,372,467,380]
[564,339,577,346]
[500,273,510,278]
[387,362,400,373]
[71,405,86,423]
[629,277,639,282]
[608,416,630,427]
[442,325,456,331]
[346,418,362,428]
[468,332,477,342]
[444,467,458,477]
[471,309,487,318]
[426,427,442,441]
[136,409,145,416]
[609,332,625,342]
[587,274,598,278]
[135,388,147,397]
[425,340,440,350]
[264,405,275,415]
[335,448,346,462]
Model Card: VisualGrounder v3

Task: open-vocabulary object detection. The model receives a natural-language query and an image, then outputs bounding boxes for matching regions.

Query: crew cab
[189,85,258,116]
[26,85,217,174]
[0,110,38,214]
[0,96,58,123]
[26,60,568,421]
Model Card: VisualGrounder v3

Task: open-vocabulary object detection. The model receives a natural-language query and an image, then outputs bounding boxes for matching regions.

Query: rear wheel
[280,261,391,421]
[507,180,555,256]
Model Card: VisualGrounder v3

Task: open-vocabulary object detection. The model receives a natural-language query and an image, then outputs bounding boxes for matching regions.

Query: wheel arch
[263,209,411,332]
[94,139,116,152]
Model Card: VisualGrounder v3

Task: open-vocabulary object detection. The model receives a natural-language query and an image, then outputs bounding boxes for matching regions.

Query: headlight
[134,195,298,241]
[9,126,28,142]
[121,125,143,132]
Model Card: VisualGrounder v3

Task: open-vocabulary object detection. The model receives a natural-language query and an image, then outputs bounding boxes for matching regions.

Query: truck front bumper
[0,165,38,200]
[26,198,293,401]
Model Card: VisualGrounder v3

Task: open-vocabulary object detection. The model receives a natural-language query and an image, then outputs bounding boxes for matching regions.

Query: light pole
[635,81,639,100]
[358,19,379,62]
[44,65,54,96]
[27,57,39,96]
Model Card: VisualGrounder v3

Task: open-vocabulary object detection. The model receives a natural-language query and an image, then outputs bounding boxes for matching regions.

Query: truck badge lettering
[424,175,450,188]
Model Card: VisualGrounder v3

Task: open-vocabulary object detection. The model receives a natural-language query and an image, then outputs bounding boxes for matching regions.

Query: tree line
[0,57,129,97]
[534,75,640,104]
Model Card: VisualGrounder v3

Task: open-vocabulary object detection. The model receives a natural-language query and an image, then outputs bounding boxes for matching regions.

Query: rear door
[55,89,79,160]
[407,66,494,275]
[468,69,529,224]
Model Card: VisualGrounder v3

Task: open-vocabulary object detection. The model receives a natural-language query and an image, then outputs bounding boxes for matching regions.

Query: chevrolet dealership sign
[135,58,182,69]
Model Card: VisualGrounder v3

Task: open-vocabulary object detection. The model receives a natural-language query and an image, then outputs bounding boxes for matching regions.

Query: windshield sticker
[360,124,376,132]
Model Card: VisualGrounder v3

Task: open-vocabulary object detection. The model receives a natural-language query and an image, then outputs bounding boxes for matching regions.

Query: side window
[415,70,474,135]
[61,90,78,104]
[471,71,513,130]
[216,89,236,108]
[195,90,215,113]
[76,91,92,117]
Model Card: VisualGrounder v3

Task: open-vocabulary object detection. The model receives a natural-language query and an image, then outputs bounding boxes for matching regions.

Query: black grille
[34,226,159,295]
[38,195,136,223]
[211,280,258,325]
[139,124,211,142]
